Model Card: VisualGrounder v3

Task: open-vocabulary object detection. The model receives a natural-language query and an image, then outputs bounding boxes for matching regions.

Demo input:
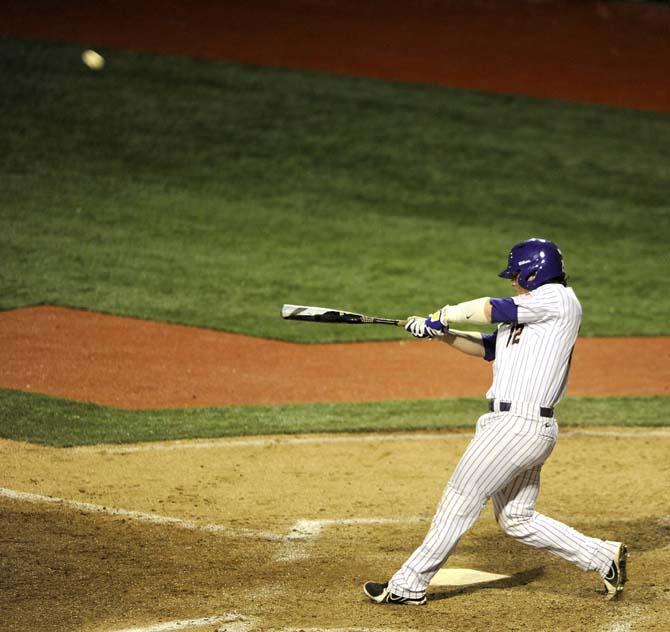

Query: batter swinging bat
[281,304,406,327]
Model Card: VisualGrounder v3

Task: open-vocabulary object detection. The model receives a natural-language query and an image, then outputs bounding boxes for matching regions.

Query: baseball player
[363,238,627,605]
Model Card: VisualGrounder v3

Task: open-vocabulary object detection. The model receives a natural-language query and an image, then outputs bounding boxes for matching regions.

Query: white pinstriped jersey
[387,280,621,602]
[486,283,582,408]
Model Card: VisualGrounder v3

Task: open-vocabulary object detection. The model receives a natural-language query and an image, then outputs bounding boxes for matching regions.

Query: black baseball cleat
[363,581,427,605]
[603,543,628,599]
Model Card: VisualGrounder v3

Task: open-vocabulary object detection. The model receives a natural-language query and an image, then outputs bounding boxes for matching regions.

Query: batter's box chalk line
[0,487,284,542]
[0,486,425,555]
[108,609,433,632]
[271,628,425,632]
[599,603,654,632]
[287,516,426,538]
[276,516,427,561]
[110,612,255,632]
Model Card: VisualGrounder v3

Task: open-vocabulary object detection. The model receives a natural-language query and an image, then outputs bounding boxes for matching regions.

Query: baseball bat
[281,304,407,327]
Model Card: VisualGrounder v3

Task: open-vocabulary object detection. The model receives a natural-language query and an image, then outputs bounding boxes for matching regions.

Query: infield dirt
[2,430,670,631]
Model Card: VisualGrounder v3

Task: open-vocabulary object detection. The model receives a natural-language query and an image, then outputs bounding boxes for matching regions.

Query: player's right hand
[405,316,443,339]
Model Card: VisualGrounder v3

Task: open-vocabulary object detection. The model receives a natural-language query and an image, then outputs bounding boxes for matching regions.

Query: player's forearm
[440,329,486,357]
[438,297,493,326]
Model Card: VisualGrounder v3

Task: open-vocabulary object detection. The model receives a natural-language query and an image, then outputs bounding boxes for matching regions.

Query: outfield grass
[0,389,667,447]
[1,38,667,446]
[1,38,669,341]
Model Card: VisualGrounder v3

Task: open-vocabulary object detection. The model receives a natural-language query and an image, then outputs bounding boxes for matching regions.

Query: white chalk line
[603,624,633,632]
[0,487,284,541]
[276,516,427,561]
[110,613,420,632]
[289,516,426,538]
[111,613,253,632]
[273,628,425,632]
[599,603,652,632]
[0,486,423,549]
[70,428,670,454]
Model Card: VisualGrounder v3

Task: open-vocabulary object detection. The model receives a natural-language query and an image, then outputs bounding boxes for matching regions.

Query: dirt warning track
[1,306,668,408]
[2,0,670,111]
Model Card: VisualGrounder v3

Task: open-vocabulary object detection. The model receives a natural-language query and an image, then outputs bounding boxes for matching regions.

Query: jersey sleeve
[512,287,558,324]
[490,298,518,323]
[481,331,497,361]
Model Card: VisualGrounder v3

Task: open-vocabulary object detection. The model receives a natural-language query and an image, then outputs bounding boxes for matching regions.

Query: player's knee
[441,484,486,519]
[497,508,535,538]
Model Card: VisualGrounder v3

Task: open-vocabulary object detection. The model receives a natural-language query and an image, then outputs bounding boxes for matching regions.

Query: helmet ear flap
[518,269,538,290]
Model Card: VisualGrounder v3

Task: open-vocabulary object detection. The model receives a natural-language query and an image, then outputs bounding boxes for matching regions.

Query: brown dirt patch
[1,306,668,408]
[1,0,670,112]
[1,430,669,631]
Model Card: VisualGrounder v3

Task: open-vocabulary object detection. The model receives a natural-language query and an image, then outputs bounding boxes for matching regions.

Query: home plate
[430,568,510,586]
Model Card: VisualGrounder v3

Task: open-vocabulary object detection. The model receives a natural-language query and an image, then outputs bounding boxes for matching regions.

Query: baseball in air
[81,49,105,70]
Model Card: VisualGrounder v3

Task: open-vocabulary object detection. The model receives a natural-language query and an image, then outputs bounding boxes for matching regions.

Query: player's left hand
[426,310,446,332]
[405,315,445,339]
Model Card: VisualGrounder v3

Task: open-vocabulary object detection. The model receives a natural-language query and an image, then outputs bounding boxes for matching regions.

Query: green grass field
[1,390,667,447]
[2,38,669,341]
[1,38,668,444]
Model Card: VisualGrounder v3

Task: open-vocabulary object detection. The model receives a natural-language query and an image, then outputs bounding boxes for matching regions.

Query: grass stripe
[1,389,668,447]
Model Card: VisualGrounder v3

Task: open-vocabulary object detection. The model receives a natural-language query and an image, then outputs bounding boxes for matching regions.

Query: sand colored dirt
[1,430,669,631]
[1,306,668,408]
[2,0,670,112]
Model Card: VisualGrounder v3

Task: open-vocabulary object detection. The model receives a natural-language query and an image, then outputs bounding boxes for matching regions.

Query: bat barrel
[281,304,404,326]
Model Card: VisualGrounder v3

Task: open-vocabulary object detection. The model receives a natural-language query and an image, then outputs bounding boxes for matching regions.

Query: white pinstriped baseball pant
[389,412,620,599]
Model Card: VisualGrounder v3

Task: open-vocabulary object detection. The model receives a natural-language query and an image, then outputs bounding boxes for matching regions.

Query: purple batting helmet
[499,238,565,290]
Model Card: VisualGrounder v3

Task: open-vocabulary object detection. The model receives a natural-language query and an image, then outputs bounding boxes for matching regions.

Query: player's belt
[488,399,554,418]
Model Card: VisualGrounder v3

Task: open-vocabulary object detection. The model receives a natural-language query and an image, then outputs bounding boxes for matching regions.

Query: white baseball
[81,49,105,71]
